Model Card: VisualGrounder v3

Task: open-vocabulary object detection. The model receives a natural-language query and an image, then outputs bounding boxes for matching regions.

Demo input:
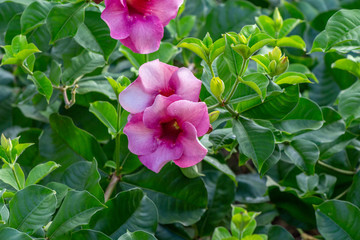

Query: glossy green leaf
[251,55,270,72]
[0,227,32,240]
[274,72,311,85]
[47,190,105,240]
[209,128,235,150]
[203,156,236,184]
[212,227,234,240]
[311,9,360,53]
[236,174,269,203]
[296,173,319,193]
[276,35,306,50]
[278,18,303,38]
[9,185,56,234]
[224,34,243,77]
[197,171,235,236]
[332,58,360,78]
[319,132,357,160]
[209,38,225,63]
[338,80,360,121]
[284,139,319,175]
[47,2,87,43]
[71,230,111,240]
[272,98,323,133]
[25,161,60,186]
[256,15,276,38]
[30,71,53,103]
[20,1,52,34]
[181,165,204,178]
[239,73,269,101]
[0,164,21,190]
[0,189,9,223]
[315,200,360,240]
[74,11,117,61]
[90,188,158,239]
[259,145,281,176]
[347,172,360,208]
[49,60,62,86]
[89,101,118,136]
[122,164,208,225]
[178,38,208,63]
[233,117,275,171]
[62,51,105,85]
[118,231,157,240]
[61,160,104,202]
[49,113,108,165]
[46,182,70,208]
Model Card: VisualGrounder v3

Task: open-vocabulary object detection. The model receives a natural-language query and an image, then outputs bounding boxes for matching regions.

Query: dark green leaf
[89,101,118,136]
[21,1,52,34]
[338,80,360,121]
[30,71,53,103]
[347,172,360,208]
[71,230,111,240]
[118,231,157,240]
[203,156,236,184]
[0,227,32,240]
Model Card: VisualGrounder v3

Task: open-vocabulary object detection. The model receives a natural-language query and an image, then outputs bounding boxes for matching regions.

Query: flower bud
[209,111,220,123]
[1,134,11,152]
[210,77,225,98]
[269,60,277,76]
[276,56,289,75]
[273,8,283,31]
[238,34,248,45]
[269,47,282,61]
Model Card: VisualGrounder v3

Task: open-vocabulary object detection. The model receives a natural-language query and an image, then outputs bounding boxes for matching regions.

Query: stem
[223,104,238,118]
[224,58,248,104]
[334,186,351,200]
[207,103,220,110]
[145,54,150,63]
[244,161,256,173]
[104,173,120,202]
[209,63,216,78]
[318,161,356,175]
[115,104,122,175]
[10,164,22,190]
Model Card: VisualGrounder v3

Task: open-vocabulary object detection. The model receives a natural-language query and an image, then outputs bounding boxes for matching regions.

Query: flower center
[160,119,182,143]
[126,0,152,15]
[159,88,175,97]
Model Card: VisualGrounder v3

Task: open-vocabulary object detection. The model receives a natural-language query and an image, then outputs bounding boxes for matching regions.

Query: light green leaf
[332,58,360,78]
[9,185,56,234]
[256,15,276,38]
[278,18,303,38]
[315,200,360,240]
[212,227,232,240]
[118,231,157,240]
[209,38,225,63]
[178,37,209,63]
[274,72,312,85]
[89,101,118,136]
[233,117,275,171]
[47,190,105,240]
[25,161,60,187]
[47,2,87,43]
[239,73,269,101]
[277,35,306,50]
[30,71,53,103]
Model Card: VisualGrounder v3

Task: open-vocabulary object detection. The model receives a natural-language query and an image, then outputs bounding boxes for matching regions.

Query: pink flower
[101,0,183,54]
[124,95,209,173]
[119,59,202,114]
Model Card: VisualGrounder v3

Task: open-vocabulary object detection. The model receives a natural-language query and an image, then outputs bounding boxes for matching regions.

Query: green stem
[334,186,351,200]
[10,164,22,190]
[224,58,248,104]
[207,103,220,110]
[318,161,356,175]
[209,63,216,78]
[145,54,150,63]
[223,104,238,118]
[115,104,122,175]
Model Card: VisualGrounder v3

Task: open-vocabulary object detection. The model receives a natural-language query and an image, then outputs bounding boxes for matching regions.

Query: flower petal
[123,113,158,155]
[170,67,202,102]
[148,0,184,26]
[139,59,178,93]
[174,122,207,168]
[119,79,154,114]
[101,0,130,39]
[143,95,181,129]
[168,100,210,136]
[139,142,183,173]
[120,15,164,54]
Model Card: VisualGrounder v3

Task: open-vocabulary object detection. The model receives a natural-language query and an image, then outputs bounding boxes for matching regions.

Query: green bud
[1,134,12,152]
[203,32,213,48]
[238,34,248,45]
[276,56,289,75]
[269,47,282,61]
[232,44,251,59]
[273,8,283,30]
[210,77,225,98]
[268,60,277,76]
[209,111,220,123]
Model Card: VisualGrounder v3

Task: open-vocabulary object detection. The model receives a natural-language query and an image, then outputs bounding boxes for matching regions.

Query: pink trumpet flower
[119,59,202,114]
[101,0,183,54]
[124,95,210,173]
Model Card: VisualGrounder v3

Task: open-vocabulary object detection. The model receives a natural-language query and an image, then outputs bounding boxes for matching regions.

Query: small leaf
[50,60,62,86]
[30,71,53,103]
[181,165,204,178]
[274,72,312,85]
[47,190,105,240]
[209,38,225,63]
[204,156,236,184]
[118,231,157,240]
[277,35,306,50]
[178,37,209,63]
[256,15,276,38]
[89,101,118,136]
[25,161,60,187]
[239,73,269,101]
[278,18,303,38]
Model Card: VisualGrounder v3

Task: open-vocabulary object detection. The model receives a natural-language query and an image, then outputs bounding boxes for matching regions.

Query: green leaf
[287,63,318,83]
[0,164,20,190]
[181,165,204,178]
[25,161,60,186]
[62,51,105,85]
[74,11,117,61]
[47,2,87,43]
[47,190,105,240]
[197,171,235,236]
[347,172,360,208]
[9,185,56,234]
[0,189,9,223]
[274,72,311,85]
[49,113,108,165]
[89,101,118,137]
[0,227,32,240]
[339,80,360,121]
[239,73,269,101]
[30,71,53,103]
[256,15,276,38]
[276,35,306,50]
[212,227,232,240]
[233,117,275,171]
[122,164,208,225]
[278,18,303,38]
[13,163,25,190]
[50,60,62,86]
[311,9,360,53]
[178,38,209,63]
[332,58,360,78]
[20,1,52,34]
[209,128,235,150]
[260,145,281,177]
[203,156,236,184]
[118,231,157,240]
[251,55,270,72]
[71,230,111,240]
[272,98,324,133]
[90,188,158,239]
[284,139,319,175]
[296,173,319,193]
[315,200,360,240]
[61,160,104,202]
[209,38,225,63]
[319,132,357,160]
[236,174,269,204]
[46,182,70,208]
[118,134,142,175]
[224,34,243,77]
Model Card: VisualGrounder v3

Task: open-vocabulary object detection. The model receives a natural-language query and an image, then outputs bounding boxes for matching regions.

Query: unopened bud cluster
[266,47,289,77]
